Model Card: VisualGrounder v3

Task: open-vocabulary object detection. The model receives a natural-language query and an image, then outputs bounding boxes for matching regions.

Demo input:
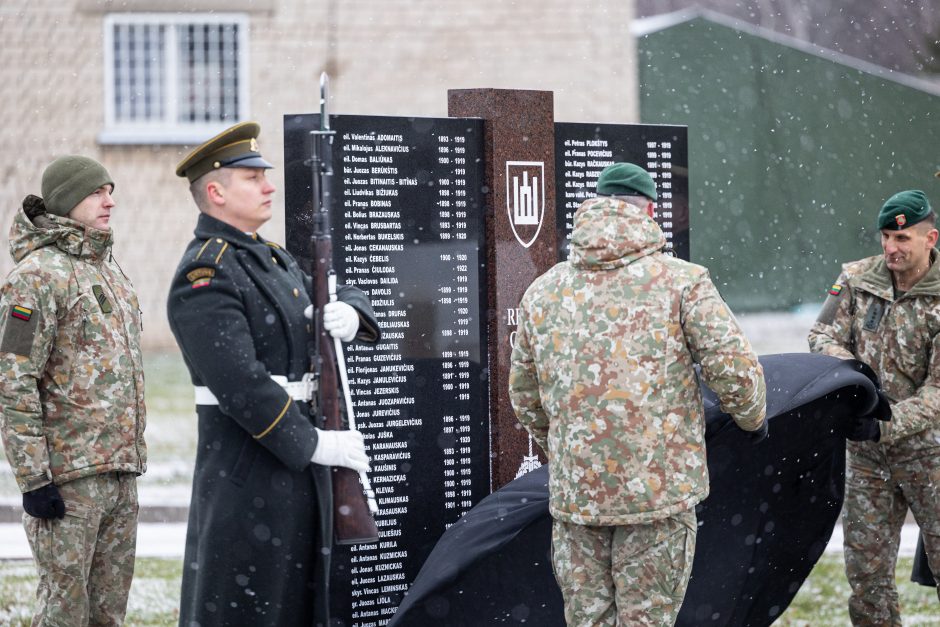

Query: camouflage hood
[568,197,666,270]
[8,202,113,266]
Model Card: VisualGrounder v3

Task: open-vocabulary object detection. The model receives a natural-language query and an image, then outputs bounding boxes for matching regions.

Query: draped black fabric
[389,354,882,627]
[912,533,937,586]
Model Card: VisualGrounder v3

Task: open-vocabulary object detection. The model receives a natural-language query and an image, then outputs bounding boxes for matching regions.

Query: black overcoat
[167,213,379,627]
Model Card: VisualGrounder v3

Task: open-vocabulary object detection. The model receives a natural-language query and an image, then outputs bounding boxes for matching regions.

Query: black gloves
[843,417,881,442]
[841,383,892,442]
[746,419,769,444]
[22,484,65,519]
[868,389,893,422]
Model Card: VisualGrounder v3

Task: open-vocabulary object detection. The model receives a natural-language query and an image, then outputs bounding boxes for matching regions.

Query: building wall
[637,14,940,312]
[1,0,638,348]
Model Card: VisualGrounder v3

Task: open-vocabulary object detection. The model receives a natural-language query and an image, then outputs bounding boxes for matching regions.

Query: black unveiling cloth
[912,532,937,586]
[389,354,883,627]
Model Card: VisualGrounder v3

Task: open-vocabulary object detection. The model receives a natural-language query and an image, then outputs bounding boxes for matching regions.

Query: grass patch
[138,350,198,469]
[777,555,939,625]
[2,554,937,625]
[0,557,182,626]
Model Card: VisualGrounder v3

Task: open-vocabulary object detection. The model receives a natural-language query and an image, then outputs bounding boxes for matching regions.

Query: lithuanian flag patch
[828,284,843,297]
[11,305,32,321]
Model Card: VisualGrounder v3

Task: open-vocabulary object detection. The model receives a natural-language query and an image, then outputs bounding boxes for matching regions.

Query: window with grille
[101,13,249,144]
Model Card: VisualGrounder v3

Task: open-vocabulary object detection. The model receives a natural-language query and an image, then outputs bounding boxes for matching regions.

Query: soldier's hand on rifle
[311,428,371,473]
[304,302,360,342]
[22,484,66,519]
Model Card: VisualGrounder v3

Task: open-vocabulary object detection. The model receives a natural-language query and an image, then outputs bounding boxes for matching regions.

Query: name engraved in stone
[373,474,407,484]
[377,495,410,505]
[375,145,409,153]
[371,452,411,461]
[370,441,408,450]
[377,320,409,330]
[373,562,403,571]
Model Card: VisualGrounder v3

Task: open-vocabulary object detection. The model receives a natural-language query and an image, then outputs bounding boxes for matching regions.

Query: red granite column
[448,89,558,491]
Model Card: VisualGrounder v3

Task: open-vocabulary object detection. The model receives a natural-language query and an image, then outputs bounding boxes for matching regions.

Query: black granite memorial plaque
[283,114,489,626]
[554,123,689,261]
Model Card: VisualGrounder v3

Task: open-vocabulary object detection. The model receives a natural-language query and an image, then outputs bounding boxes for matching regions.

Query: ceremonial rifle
[308,72,380,544]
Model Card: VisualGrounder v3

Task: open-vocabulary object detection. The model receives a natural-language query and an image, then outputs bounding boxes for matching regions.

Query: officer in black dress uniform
[167,121,380,627]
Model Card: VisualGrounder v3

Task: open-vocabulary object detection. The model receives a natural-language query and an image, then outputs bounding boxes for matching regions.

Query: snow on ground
[0,522,920,560]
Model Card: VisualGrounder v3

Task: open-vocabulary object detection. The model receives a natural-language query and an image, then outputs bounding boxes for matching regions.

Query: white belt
[194,373,316,406]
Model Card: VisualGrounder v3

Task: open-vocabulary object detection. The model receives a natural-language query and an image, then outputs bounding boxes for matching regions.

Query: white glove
[323,301,359,342]
[311,428,370,473]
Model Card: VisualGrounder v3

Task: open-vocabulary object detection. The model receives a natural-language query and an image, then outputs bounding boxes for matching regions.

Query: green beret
[877,190,933,230]
[41,156,114,217]
[596,162,657,202]
[175,121,274,183]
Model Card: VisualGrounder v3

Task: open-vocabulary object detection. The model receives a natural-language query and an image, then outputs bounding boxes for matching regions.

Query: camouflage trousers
[551,508,696,627]
[23,472,139,627]
[844,434,940,627]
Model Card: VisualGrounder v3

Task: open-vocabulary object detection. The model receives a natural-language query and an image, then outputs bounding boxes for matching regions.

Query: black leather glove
[22,484,65,519]
[869,389,892,422]
[843,416,881,442]
[746,419,769,444]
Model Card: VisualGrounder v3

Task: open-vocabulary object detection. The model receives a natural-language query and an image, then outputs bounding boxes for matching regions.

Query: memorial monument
[283,88,688,625]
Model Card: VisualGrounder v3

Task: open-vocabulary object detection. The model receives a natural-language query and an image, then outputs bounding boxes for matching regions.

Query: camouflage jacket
[508,197,766,525]
[808,251,940,444]
[0,206,146,493]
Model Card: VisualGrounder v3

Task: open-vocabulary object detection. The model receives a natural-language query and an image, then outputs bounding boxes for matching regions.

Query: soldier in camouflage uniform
[508,162,767,626]
[0,156,146,626]
[808,189,940,626]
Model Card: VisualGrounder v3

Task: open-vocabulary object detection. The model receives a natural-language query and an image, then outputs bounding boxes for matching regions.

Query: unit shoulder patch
[92,285,113,314]
[1,304,40,357]
[186,267,216,282]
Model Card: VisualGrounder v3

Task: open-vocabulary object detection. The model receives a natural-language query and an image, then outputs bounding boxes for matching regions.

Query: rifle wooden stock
[314,235,379,545]
[308,79,379,545]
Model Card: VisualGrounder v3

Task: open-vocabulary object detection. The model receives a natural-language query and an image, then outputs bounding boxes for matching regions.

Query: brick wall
[1,0,637,348]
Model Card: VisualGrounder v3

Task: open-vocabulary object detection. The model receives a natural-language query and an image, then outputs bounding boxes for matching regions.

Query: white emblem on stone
[515,434,543,478]
[505,161,545,248]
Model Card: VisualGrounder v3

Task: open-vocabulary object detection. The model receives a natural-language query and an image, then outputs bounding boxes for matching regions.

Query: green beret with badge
[877,190,933,230]
[596,162,658,202]
[175,121,274,183]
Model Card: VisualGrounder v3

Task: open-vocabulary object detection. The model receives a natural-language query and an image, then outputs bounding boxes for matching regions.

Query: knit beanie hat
[41,156,114,216]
